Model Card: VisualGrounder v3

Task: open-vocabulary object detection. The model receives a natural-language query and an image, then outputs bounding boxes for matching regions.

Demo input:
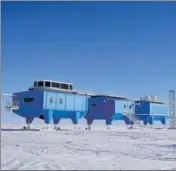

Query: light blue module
[113,99,135,125]
[134,100,168,125]
[12,80,89,126]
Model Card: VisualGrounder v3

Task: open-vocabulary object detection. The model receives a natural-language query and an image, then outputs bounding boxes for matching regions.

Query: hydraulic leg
[24,117,34,130]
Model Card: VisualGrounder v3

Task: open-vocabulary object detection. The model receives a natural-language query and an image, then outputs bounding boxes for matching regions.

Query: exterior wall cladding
[135,101,168,125]
[13,90,89,124]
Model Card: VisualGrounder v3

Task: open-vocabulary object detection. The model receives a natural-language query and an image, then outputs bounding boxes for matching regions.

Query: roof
[91,94,128,100]
[29,87,77,93]
[135,99,167,104]
[34,80,73,85]
[29,87,96,96]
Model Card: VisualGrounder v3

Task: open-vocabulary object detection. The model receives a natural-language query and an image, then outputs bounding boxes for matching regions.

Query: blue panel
[87,97,106,119]
[43,91,47,109]
[115,100,125,113]
[65,94,74,111]
[75,95,83,111]
[43,110,53,124]
[56,92,66,110]
[150,103,168,115]
[135,101,150,115]
[12,90,44,117]
[85,97,115,120]
[82,96,87,111]
[45,91,57,110]
[112,113,124,120]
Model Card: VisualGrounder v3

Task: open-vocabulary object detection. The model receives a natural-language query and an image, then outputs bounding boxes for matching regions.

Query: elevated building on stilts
[3,81,169,130]
[4,80,91,130]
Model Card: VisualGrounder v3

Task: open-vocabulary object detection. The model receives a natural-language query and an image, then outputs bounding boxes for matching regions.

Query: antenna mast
[169,90,176,129]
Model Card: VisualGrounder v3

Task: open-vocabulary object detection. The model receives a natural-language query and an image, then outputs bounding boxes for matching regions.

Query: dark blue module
[84,95,132,127]
[134,99,168,125]
[11,80,89,127]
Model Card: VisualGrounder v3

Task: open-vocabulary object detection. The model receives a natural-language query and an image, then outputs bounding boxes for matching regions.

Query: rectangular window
[61,84,69,90]
[92,104,96,106]
[45,81,51,87]
[34,81,37,87]
[24,98,34,103]
[52,82,60,88]
[70,85,73,90]
[38,81,43,87]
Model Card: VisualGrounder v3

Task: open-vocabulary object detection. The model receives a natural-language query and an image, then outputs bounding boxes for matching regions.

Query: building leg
[53,118,61,130]
[161,116,166,125]
[71,112,80,129]
[86,119,93,130]
[42,111,54,130]
[24,117,34,130]
[74,124,79,130]
[87,124,91,130]
[106,119,112,129]
[71,119,79,129]
[148,116,154,127]
[143,119,148,126]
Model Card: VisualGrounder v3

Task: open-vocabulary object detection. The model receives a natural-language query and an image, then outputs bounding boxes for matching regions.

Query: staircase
[123,112,141,125]
[5,101,19,111]
[123,103,141,125]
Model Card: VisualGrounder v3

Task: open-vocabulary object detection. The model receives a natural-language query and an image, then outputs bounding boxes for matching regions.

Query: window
[70,85,73,90]
[38,81,44,87]
[92,104,96,106]
[52,82,60,89]
[50,97,53,103]
[59,98,63,104]
[34,81,37,87]
[45,81,51,87]
[24,98,34,103]
[61,83,69,90]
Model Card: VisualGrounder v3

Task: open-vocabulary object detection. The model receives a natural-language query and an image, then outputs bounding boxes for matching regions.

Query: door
[56,92,66,111]
[45,92,57,110]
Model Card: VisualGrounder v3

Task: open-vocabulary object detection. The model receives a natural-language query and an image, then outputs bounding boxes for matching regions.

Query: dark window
[92,104,96,106]
[70,85,73,90]
[50,97,53,103]
[52,82,60,88]
[59,98,63,104]
[24,98,34,103]
[45,81,51,87]
[61,83,69,90]
[38,81,44,87]
[34,81,37,87]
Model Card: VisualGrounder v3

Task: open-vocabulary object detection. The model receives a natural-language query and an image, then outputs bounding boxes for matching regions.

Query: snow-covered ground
[1,123,176,170]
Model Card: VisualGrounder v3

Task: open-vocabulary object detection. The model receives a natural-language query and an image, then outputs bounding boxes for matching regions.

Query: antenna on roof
[169,90,176,129]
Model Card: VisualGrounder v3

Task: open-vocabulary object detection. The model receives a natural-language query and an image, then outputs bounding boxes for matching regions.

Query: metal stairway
[123,112,141,125]
[123,103,141,126]
[3,93,20,111]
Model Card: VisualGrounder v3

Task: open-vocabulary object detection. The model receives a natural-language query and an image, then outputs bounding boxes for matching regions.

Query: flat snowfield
[1,124,176,170]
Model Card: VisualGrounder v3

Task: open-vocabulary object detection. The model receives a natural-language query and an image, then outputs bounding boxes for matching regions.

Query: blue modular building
[84,95,134,127]
[4,80,169,129]
[134,97,168,125]
[9,80,89,128]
